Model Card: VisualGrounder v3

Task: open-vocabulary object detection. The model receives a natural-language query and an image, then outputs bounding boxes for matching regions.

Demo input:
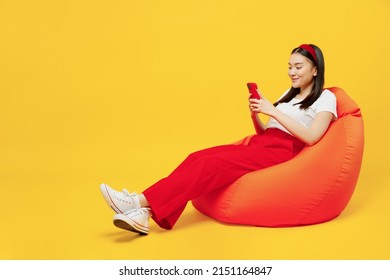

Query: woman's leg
[100,146,239,214]
[143,140,294,229]
[109,145,247,233]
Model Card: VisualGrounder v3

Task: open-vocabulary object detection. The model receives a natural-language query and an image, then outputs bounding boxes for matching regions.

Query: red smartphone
[247,82,261,99]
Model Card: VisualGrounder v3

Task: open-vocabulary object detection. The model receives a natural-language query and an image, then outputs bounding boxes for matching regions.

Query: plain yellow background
[1,0,389,259]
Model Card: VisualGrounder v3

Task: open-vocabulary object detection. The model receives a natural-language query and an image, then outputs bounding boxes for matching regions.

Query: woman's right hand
[248,90,277,118]
[248,95,258,114]
[248,90,266,134]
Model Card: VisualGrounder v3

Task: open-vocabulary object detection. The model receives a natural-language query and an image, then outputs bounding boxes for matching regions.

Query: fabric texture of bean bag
[192,87,364,227]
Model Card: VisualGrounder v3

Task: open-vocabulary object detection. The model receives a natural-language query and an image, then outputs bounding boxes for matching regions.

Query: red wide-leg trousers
[143,128,305,229]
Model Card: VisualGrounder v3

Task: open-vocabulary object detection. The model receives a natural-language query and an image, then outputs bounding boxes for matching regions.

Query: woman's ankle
[138,194,150,208]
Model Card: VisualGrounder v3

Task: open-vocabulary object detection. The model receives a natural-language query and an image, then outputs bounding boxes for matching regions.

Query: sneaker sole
[113,215,149,235]
[100,183,122,214]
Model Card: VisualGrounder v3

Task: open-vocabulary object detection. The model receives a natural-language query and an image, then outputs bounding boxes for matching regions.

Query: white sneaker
[113,208,151,235]
[99,183,141,214]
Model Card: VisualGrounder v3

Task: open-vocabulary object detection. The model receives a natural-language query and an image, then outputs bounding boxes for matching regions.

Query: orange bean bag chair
[192,87,364,227]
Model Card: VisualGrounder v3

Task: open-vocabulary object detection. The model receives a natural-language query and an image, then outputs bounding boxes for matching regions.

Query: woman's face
[288,53,317,89]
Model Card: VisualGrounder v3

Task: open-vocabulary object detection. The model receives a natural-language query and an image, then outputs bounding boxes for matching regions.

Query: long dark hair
[274,44,325,110]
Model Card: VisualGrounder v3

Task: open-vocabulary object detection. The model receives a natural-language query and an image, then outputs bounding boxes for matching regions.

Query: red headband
[299,44,317,64]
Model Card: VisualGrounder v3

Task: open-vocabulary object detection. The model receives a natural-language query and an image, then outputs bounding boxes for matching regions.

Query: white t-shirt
[266,89,338,135]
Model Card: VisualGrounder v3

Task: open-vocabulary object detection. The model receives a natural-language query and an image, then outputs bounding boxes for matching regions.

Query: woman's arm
[250,111,266,135]
[250,96,334,146]
[248,94,266,134]
[272,109,334,145]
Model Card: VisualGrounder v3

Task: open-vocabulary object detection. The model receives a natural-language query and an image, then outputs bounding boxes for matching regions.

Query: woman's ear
[313,66,318,77]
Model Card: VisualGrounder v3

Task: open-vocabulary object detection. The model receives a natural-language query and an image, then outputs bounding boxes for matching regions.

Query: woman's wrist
[270,108,280,119]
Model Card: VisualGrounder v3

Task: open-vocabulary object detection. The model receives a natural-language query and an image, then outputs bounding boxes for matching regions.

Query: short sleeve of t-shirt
[312,89,338,119]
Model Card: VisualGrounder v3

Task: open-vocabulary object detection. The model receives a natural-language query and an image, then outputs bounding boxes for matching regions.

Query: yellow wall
[1,0,389,259]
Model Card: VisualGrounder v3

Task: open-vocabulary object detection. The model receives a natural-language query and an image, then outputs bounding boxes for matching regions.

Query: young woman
[100,44,337,235]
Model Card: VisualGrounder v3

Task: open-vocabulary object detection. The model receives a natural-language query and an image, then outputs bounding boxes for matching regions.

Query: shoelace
[122,188,137,197]
[124,208,149,216]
